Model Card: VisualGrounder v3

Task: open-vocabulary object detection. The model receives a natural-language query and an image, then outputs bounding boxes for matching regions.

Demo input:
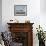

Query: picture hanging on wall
[14,5,27,16]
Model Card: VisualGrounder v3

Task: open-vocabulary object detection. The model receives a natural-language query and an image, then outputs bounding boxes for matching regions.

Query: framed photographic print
[14,5,27,16]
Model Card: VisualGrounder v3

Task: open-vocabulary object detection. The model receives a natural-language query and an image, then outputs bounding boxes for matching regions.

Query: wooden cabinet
[7,23,34,46]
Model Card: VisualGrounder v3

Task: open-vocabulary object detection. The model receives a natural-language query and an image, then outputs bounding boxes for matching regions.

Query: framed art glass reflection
[14,5,27,16]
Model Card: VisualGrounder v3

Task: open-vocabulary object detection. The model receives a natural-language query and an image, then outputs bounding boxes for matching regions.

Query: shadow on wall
[40,0,46,13]
[0,0,2,32]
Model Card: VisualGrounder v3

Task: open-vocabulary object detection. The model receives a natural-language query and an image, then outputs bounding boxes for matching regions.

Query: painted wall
[2,0,40,46]
[0,0,2,32]
[2,0,46,46]
[2,0,40,31]
[40,0,46,13]
[40,0,46,31]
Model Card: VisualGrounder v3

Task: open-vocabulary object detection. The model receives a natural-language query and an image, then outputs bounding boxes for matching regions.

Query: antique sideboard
[7,23,34,46]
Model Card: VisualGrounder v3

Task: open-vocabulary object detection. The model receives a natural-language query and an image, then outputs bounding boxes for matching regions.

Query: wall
[2,0,40,46]
[2,0,46,46]
[0,0,2,32]
[2,0,40,30]
[40,0,46,31]
[40,0,46,13]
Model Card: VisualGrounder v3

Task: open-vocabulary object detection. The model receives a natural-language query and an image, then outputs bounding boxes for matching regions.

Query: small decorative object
[14,5,27,16]
[14,19,19,23]
[36,25,45,46]
[10,20,13,21]
[9,19,19,23]
[25,20,30,23]
[9,19,14,23]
